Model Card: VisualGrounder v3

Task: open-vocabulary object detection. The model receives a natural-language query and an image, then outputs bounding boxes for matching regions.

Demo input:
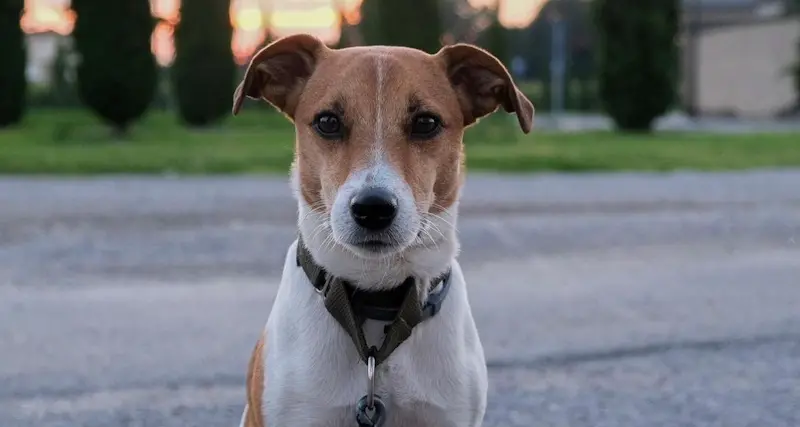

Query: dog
[231,33,533,427]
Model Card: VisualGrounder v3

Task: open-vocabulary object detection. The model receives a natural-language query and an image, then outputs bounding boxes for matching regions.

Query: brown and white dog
[232,34,533,427]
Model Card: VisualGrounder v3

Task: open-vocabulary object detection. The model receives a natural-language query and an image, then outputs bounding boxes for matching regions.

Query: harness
[295,239,452,426]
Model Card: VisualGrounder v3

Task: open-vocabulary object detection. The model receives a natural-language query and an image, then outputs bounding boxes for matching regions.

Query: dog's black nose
[350,188,398,231]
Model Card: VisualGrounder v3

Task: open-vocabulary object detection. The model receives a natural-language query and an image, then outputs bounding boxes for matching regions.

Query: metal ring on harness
[366,353,376,408]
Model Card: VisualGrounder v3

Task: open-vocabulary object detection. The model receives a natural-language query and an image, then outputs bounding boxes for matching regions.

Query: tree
[593,0,679,131]
[72,0,157,136]
[795,36,800,108]
[359,0,443,53]
[478,5,510,67]
[438,0,485,43]
[332,0,364,48]
[172,0,236,126]
[0,0,26,127]
[792,0,800,107]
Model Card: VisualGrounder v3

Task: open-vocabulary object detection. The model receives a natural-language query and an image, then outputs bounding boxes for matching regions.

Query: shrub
[72,0,157,136]
[172,0,236,126]
[593,0,679,131]
[0,0,26,127]
[478,7,510,67]
[359,0,443,53]
[794,14,800,106]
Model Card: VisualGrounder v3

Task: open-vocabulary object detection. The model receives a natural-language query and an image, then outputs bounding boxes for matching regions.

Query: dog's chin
[337,233,417,260]
[343,241,401,259]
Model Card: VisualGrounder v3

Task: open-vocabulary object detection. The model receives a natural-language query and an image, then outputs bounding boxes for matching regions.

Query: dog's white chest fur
[260,240,487,427]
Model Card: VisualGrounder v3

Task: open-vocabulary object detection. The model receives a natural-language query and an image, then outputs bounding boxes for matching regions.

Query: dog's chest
[261,263,486,427]
[264,333,482,427]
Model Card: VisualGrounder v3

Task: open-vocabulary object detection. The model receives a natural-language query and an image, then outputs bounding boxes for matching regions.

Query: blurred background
[1,1,800,427]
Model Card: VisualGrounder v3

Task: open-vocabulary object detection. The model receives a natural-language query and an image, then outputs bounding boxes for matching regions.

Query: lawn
[1,109,799,174]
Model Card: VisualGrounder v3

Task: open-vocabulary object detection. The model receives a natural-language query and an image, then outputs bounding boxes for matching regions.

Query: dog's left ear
[232,33,329,118]
[435,44,534,133]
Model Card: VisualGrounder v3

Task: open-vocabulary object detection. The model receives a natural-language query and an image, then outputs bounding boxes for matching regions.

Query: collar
[295,238,452,365]
[295,239,452,322]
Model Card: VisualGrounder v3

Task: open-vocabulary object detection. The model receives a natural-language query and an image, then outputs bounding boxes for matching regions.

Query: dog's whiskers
[426,211,457,237]
[421,226,439,252]
[299,205,327,225]
[320,233,338,256]
[307,221,330,245]
[427,207,456,227]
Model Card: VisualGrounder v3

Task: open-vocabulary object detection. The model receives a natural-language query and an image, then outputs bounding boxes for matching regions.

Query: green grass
[0,109,798,174]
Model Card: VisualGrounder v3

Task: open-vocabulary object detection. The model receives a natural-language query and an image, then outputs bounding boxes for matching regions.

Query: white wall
[697,18,799,117]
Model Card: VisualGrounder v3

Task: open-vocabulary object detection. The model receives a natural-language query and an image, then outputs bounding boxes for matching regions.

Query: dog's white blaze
[371,53,387,166]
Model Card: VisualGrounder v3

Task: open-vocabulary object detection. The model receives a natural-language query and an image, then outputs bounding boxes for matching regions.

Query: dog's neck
[291,168,459,291]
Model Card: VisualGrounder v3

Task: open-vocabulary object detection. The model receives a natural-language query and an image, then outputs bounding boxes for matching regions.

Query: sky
[21,0,544,65]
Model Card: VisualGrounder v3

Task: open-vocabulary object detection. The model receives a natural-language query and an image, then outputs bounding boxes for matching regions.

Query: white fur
[373,53,387,163]
[237,162,488,427]
[298,161,460,289]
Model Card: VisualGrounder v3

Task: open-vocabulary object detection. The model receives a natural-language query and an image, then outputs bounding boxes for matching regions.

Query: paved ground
[1,170,799,427]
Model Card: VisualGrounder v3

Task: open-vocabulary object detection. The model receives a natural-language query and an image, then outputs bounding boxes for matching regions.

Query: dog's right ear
[435,44,534,133]
[232,34,328,118]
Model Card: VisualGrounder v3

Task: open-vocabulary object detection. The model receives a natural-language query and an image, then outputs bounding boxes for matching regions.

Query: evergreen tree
[792,0,800,107]
[593,0,679,131]
[0,0,26,127]
[172,0,236,126]
[72,0,157,136]
[334,6,364,48]
[359,0,443,53]
[357,0,382,46]
[438,0,484,42]
[795,37,800,108]
[478,5,510,67]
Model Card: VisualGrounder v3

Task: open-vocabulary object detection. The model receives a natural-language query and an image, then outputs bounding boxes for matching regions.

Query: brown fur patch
[290,47,469,216]
[232,37,533,217]
[436,44,535,133]
[243,332,266,427]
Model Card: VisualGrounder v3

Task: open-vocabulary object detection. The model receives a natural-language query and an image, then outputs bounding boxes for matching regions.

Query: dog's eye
[313,112,343,139]
[410,114,442,139]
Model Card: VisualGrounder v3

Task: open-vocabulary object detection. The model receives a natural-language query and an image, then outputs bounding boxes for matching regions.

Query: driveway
[1,170,799,427]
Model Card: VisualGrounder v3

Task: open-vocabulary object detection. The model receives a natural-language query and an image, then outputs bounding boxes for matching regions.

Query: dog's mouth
[351,239,394,253]
[347,221,436,255]
[342,236,410,258]
[357,239,391,249]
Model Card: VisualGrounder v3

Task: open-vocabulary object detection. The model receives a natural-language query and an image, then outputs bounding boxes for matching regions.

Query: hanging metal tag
[355,394,386,427]
[355,354,386,427]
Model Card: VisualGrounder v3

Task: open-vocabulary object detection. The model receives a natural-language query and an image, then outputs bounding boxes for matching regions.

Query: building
[682,0,799,117]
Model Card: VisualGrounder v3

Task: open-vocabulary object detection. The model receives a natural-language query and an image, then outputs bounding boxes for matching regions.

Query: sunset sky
[20,0,544,65]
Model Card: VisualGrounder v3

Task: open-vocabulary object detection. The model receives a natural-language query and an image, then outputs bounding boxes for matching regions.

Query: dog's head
[233,34,532,282]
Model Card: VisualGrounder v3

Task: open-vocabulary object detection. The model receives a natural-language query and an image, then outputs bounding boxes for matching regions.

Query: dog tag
[355,394,386,427]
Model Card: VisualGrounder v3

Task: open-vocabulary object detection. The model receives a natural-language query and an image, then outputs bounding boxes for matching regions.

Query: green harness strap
[296,238,448,366]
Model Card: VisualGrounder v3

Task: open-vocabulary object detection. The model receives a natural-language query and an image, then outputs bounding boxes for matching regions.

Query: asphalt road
[2,170,800,427]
